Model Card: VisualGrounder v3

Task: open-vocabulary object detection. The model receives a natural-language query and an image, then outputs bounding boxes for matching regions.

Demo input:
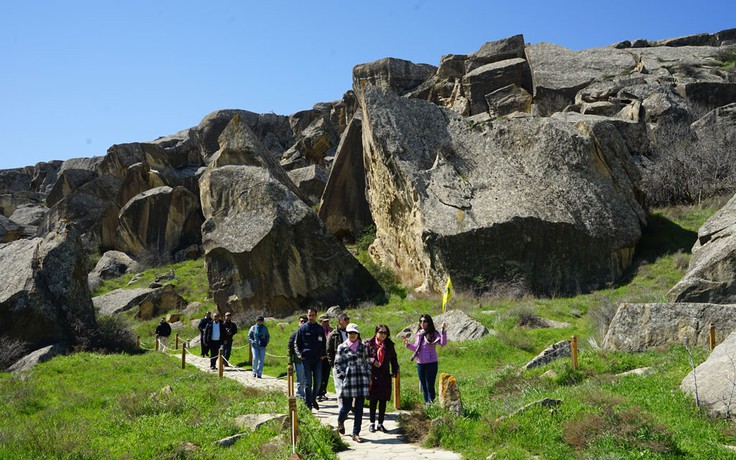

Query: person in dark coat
[155,318,172,351]
[203,312,224,370]
[287,315,308,400]
[295,307,327,411]
[197,311,212,357]
[221,312,238,364]
[317,315,332,401]
[334,323,370,443]
[365,324,399,432]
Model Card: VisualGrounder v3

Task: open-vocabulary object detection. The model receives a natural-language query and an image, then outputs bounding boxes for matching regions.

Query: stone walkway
[176,351,461,459]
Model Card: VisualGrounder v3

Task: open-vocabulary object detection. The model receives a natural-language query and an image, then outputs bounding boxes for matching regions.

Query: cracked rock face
[359,86,645,295]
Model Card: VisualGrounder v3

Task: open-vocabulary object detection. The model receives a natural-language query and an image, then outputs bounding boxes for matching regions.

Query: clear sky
[1,1,733,170]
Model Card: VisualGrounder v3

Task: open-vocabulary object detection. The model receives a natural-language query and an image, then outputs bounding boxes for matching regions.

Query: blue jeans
[251,346,266,377]
[294,362,306,400]
[417,361,438,403]
[339,396,365,435]
[222,341,233,362]
[302,358,323,408]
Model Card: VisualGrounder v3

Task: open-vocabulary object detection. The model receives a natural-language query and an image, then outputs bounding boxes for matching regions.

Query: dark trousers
[302,358,323,408]
[318,359,331,396]
[209,340,222,369]
[339,397,365,435]
[369,399,388,424]
[200,333,209,357]
[417,361,438,403]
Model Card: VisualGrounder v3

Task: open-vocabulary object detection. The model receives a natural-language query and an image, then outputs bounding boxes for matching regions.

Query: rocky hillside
[2,28,736,350]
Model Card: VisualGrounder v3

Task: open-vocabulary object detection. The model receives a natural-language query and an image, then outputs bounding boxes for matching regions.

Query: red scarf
[375,339,385,366]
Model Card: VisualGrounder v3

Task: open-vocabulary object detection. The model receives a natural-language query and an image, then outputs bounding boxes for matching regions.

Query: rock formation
[199,114,385,315]
[681,329,736,419]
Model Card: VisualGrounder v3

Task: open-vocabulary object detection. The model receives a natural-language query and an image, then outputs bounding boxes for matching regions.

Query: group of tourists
[162,306,447,443]
[288,307,447,443]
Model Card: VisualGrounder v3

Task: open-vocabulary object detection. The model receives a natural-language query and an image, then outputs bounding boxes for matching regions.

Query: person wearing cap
[155,318,172,351]
[197,311,212,357]
[334,323,371,443]
[326,312,350,408]
[221,312,238,364]
[295,307,327,410]
[247,315,270,378]
[317,315,333,401]
[203,312,224,370]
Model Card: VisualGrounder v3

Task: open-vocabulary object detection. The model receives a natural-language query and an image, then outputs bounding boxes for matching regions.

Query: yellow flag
[442,277,452,313]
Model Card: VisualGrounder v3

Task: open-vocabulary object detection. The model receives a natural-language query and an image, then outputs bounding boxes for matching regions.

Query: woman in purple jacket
[403,314,447,404]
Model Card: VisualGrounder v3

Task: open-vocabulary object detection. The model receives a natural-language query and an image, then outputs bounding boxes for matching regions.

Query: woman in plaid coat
[334,323,371,443]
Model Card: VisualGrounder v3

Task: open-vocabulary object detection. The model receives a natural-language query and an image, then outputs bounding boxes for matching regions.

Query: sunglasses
[377,330,388,334]
[419,319,428,323]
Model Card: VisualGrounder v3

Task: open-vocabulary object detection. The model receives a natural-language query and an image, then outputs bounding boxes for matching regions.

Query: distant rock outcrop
[602,302,736,351]
[0,225,97,349]
[199,114,385,315]
[669,194,736,304]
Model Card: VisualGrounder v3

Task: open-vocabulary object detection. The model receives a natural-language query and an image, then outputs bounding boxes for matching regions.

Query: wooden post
[175,333,179,349]
[288,396,299,449]
[136,336,140,349]
[287,363,294,398]
[218,349,224,379]
[155,334,159,352]
[248,345,253,366]
[181,342,186,369]
[710,322,716,351]
[394,373,401,410]
[571,335,578,370]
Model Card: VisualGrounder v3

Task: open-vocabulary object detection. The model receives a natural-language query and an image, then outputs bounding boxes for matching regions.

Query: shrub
[0,335,29,370]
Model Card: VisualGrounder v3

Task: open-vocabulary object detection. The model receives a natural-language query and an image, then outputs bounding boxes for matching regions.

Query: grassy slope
[3,199,736,459]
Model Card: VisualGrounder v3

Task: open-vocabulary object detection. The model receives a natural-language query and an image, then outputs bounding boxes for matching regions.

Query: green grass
[6,200,736,458]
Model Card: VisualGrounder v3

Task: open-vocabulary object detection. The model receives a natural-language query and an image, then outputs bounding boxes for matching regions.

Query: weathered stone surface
[524,340,571,369]
[137,284,187,320]
[681,330,736,418]
[199,114,385,315]
[116,185,203,263]
[465,34,527,73]
[438,373,464,416]
[463,58,533,115]
[670,194,736,303]
[46,168,98,207]
[0,225,97,349]
[9,343,68,374]
[602,302,736,351]
[526,43,636,115]
[353,57,436,97]
[360,86,644,295]
[318,116,373,242]
[652,33,718,47]
[92,287,154,316]
[9,205,47,228]
[233,413,288,431]
[90,250,140,280]
[0,215,22,243]
[485,84,533,117]
[399,309,488,343]
[286,164,329,206]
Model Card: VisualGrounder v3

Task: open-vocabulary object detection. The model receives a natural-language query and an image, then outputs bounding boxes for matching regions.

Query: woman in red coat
[364,324,400,432]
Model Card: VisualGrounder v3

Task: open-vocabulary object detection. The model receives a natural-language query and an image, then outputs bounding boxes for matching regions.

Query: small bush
[552,367,584,386]
[588,297,619,338]
[0,335,29,370]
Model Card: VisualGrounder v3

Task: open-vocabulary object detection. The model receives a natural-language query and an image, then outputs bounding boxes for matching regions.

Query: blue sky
[1,1,733,170]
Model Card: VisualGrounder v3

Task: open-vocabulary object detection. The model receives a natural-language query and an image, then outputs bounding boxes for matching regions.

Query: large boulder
[318,115,373,242]
[115,185,204,264]
[669,193,736,303]
[0,215,22,243]
[359,86,645,295]
[353,57,437,96]
[136,284,187,320]
[286,164,329,206]
[0,225,97,349]
[93,287,154,316]
[602,302,736,351]
[681,330,736,418]
[199,114,385,315]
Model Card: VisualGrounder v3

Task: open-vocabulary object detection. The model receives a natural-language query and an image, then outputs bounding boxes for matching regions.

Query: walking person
[403,314,447,404]
[287,315,308,401]
[197,311,212,357]
[221,312,238,364]
[334,323,371,443]
[155,318,172,351]
[247,315,270,378]
[365,324,399,432]
[327,313,350,409]
[317,315,332,401]
[204,312,224,370]
[295,307,327,411]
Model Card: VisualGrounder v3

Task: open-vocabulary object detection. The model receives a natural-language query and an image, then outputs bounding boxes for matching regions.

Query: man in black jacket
[295,307,326,410]
[155,318,172,351]
[221,312,238,364]
[197,311,212,357]
[203,313,224,370]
